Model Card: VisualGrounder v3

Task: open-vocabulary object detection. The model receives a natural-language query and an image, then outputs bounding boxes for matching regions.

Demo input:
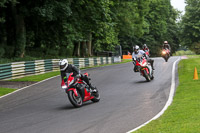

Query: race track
[0,56,180,133]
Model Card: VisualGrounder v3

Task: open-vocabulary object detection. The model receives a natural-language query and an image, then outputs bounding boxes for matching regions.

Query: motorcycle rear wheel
[68,90,83,108]
[91,88,100,102]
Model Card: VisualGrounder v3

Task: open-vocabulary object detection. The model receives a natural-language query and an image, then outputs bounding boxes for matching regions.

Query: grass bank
[0,88,16,96]
[173,50,195,56]
[10,71,60,82]
[0,59,132,95]
[134,56,200,132]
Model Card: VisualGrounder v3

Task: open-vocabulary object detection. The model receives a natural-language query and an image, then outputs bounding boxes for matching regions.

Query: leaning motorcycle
[144,50,150,56]
[61,72,100,108]
[134,55,154,82]
[161,49,170,62]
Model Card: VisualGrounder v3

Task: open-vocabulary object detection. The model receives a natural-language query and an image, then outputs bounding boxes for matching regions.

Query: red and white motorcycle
[134,55,154,82]
[162,48,170,62]
[61,73,100,108]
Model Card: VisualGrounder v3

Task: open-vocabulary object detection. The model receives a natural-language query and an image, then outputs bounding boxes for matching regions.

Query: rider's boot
[151,60,155,70]
[89,84,97,93]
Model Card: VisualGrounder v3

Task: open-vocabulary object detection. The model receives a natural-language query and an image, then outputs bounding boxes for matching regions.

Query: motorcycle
[61,72,100,108]
[134,55,154,82]
[144,50,150,57]
[162,48,170,62]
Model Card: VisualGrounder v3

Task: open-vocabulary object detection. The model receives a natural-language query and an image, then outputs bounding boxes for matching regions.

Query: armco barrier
[0,56,121,80]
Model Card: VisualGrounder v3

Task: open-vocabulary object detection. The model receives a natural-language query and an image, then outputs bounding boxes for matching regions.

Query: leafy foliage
[0,0,180,59]
[181,0,200,54]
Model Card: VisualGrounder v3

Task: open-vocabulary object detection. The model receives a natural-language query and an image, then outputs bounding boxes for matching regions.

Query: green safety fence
[0,56,121,80]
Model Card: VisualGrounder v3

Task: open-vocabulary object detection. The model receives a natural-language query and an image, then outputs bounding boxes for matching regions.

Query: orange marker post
[193,67,198,80]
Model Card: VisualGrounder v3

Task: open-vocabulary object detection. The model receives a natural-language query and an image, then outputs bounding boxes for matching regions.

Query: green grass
[134,57,200,133]
[187,55,200,59]
[173,50,195,56]
[0,88,16,96]
[9,71,60,82]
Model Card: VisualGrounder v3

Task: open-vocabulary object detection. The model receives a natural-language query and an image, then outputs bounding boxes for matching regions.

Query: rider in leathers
[59,59,96,92]
[132,45,155,72]
[163,41,171,54]
[143,44,149,53]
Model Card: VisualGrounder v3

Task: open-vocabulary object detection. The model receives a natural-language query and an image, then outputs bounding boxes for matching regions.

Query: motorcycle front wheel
[144,70,151,82]
[91,88,100,102]
[68,90,83,108]
[165,55,168,62]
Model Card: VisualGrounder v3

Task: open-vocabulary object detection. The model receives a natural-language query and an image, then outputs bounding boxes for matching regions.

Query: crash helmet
[143,44,147,49]
[133,45,140,54]
[59,59,68,71]
[164,41,168,44]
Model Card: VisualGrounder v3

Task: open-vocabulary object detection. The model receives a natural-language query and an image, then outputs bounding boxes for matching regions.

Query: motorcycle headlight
[162,51,166,54]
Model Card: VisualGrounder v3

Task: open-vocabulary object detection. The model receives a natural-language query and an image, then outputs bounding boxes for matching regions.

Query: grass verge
[0,88,16,96]
[134,56,200,132]
[9,71,60,82]
[173,50,195,56]
[0,59,132,95]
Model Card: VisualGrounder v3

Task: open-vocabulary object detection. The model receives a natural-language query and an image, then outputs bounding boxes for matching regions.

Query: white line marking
[0,75,59,99]
[127,57,181,133]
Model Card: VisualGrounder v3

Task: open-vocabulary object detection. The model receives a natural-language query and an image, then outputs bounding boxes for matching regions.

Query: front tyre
[165,55,168,62]
[91,88,100,102]
[144,70,151,82]
[68,90,83,108]
[151,75,154,80]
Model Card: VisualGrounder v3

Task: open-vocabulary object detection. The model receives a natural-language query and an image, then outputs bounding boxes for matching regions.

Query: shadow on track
[134,80,149,84]
[56,101,96,110]
[56,105,75,110]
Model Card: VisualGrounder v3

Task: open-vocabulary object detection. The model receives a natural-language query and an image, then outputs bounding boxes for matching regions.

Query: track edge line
[126,57,181,133]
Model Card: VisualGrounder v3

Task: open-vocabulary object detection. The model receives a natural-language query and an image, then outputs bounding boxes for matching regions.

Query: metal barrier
[0,56,121,80]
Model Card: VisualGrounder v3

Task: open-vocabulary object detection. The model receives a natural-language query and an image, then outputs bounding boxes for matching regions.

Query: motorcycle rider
[143,44,149,52]
[142,44,150,56]
[163,41,171,54]
[132,45,155,72]
[59,59,96,92]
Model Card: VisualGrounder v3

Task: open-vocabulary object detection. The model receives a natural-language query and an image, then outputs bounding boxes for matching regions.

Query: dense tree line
[0,0,180,59]
[180,0,200,54]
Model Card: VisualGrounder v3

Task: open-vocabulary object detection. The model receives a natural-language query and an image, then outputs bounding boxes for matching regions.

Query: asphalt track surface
[0,56,180,133]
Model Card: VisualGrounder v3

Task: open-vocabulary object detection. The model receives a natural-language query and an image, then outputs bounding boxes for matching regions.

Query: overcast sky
[171,0,186,14]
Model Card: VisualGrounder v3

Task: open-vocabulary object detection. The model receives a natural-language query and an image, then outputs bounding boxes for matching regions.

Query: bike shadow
[57,105,75,110]
[134,80,149,84]
[56,101,95,110]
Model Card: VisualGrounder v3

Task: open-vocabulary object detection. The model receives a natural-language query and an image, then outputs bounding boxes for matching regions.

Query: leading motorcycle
[161,48,170,62]
[61,73,100,107]
[134,55,154,82]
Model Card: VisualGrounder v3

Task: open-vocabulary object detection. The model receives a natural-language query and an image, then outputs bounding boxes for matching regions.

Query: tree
[181,0,200,54]
[0,0,180,59]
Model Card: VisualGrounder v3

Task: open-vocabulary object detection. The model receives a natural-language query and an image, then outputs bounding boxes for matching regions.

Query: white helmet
[164,41,168,44]
[59,59,68,71]
[134,45,140,54]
